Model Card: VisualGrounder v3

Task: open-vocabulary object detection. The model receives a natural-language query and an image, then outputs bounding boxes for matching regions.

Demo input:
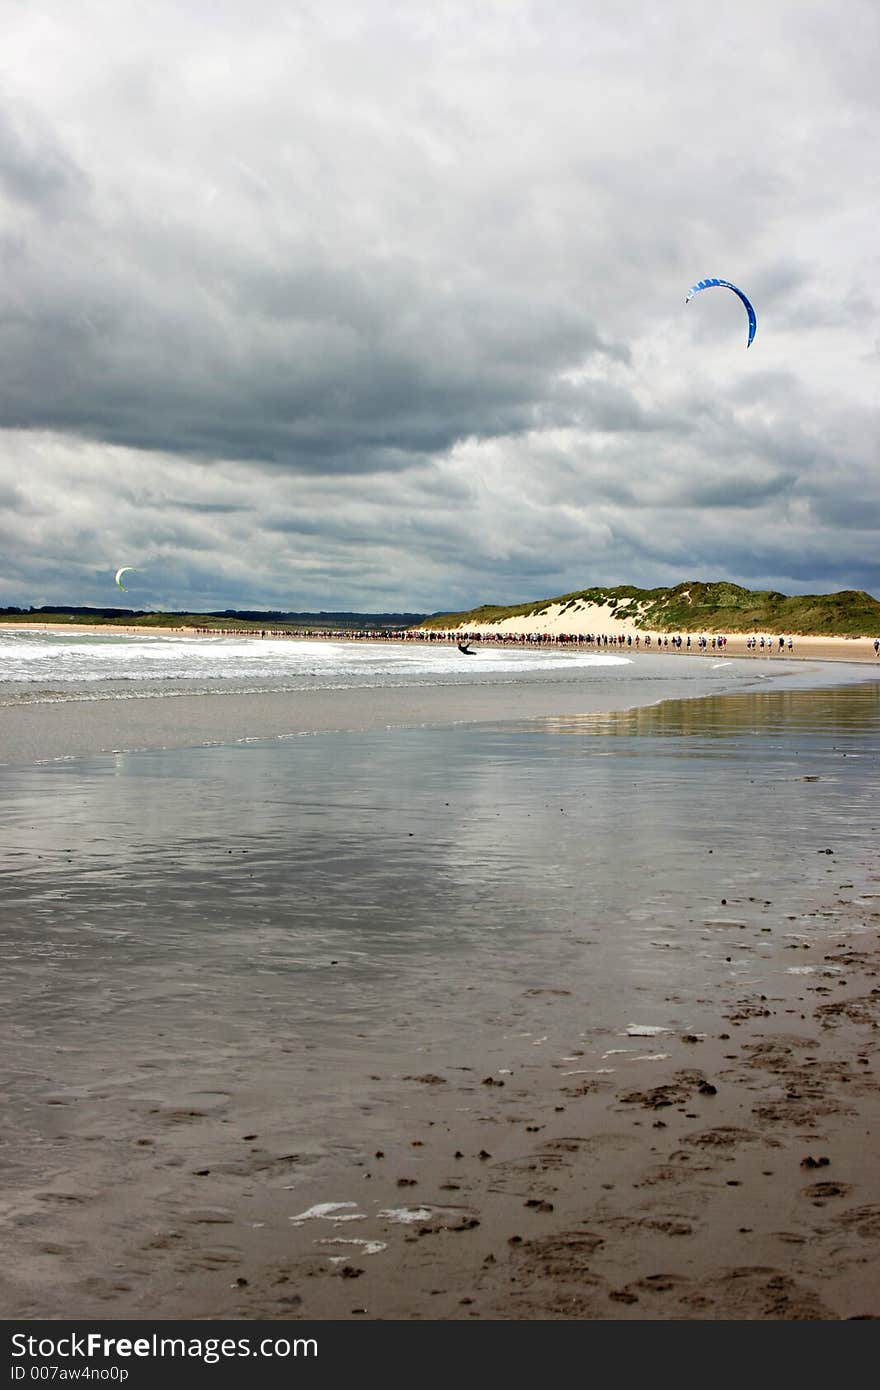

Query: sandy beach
[239,896,880,1322]
[6,617,880,666]
[4,0,879,1341]
[3,861,879,1322]
[4,893,880,1322]
[1,668,879,1324]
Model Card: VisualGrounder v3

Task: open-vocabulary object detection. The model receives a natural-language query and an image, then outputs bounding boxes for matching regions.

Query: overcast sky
[1,0,877,614]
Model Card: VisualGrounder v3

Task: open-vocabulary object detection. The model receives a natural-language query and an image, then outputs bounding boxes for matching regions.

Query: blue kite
[685,278,757,348]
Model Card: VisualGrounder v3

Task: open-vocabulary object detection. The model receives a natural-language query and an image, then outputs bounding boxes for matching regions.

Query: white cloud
[1,0,877,610]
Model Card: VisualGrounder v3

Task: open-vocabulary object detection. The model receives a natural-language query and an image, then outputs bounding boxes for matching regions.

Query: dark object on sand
[458,642,476,654]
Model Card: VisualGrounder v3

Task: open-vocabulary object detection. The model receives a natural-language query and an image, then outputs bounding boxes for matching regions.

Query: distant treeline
[1,605,144,618]
[0,605,430,631]
[207,609,430,626]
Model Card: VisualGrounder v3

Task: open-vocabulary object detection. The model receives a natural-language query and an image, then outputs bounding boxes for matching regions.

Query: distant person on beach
[875,639,879,656]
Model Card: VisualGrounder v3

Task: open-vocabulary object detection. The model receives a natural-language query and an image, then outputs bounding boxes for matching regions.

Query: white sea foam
[0,628,630,686]
[377,1207,433,1224]
[289,1201,360,1224]
[319,1238,387,1258]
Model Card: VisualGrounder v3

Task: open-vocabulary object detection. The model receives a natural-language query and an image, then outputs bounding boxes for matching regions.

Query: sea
[0,623,875,706]
[1,625,879,1314]
[0,625,742,701]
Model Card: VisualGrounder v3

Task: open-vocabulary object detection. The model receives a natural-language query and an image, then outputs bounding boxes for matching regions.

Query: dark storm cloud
[0,0,877,610]
[1,229,617,466]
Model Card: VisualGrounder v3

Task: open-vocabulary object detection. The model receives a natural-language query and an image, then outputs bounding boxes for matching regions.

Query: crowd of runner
[184,625,880,653]
[411,631,791,652]
[185,624,819,653]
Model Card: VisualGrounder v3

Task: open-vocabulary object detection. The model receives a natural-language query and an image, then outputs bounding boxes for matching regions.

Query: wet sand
[3,866,878,1321]
[254,904,880,1322]
[0,676,757,765]
[1,686,878,1322]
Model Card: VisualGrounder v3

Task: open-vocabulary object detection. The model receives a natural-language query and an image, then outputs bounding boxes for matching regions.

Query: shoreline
[2,657,878,768]
[4,619,880,666]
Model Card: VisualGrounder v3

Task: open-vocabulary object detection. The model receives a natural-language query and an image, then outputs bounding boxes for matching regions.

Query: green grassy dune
[419,582,880,636]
